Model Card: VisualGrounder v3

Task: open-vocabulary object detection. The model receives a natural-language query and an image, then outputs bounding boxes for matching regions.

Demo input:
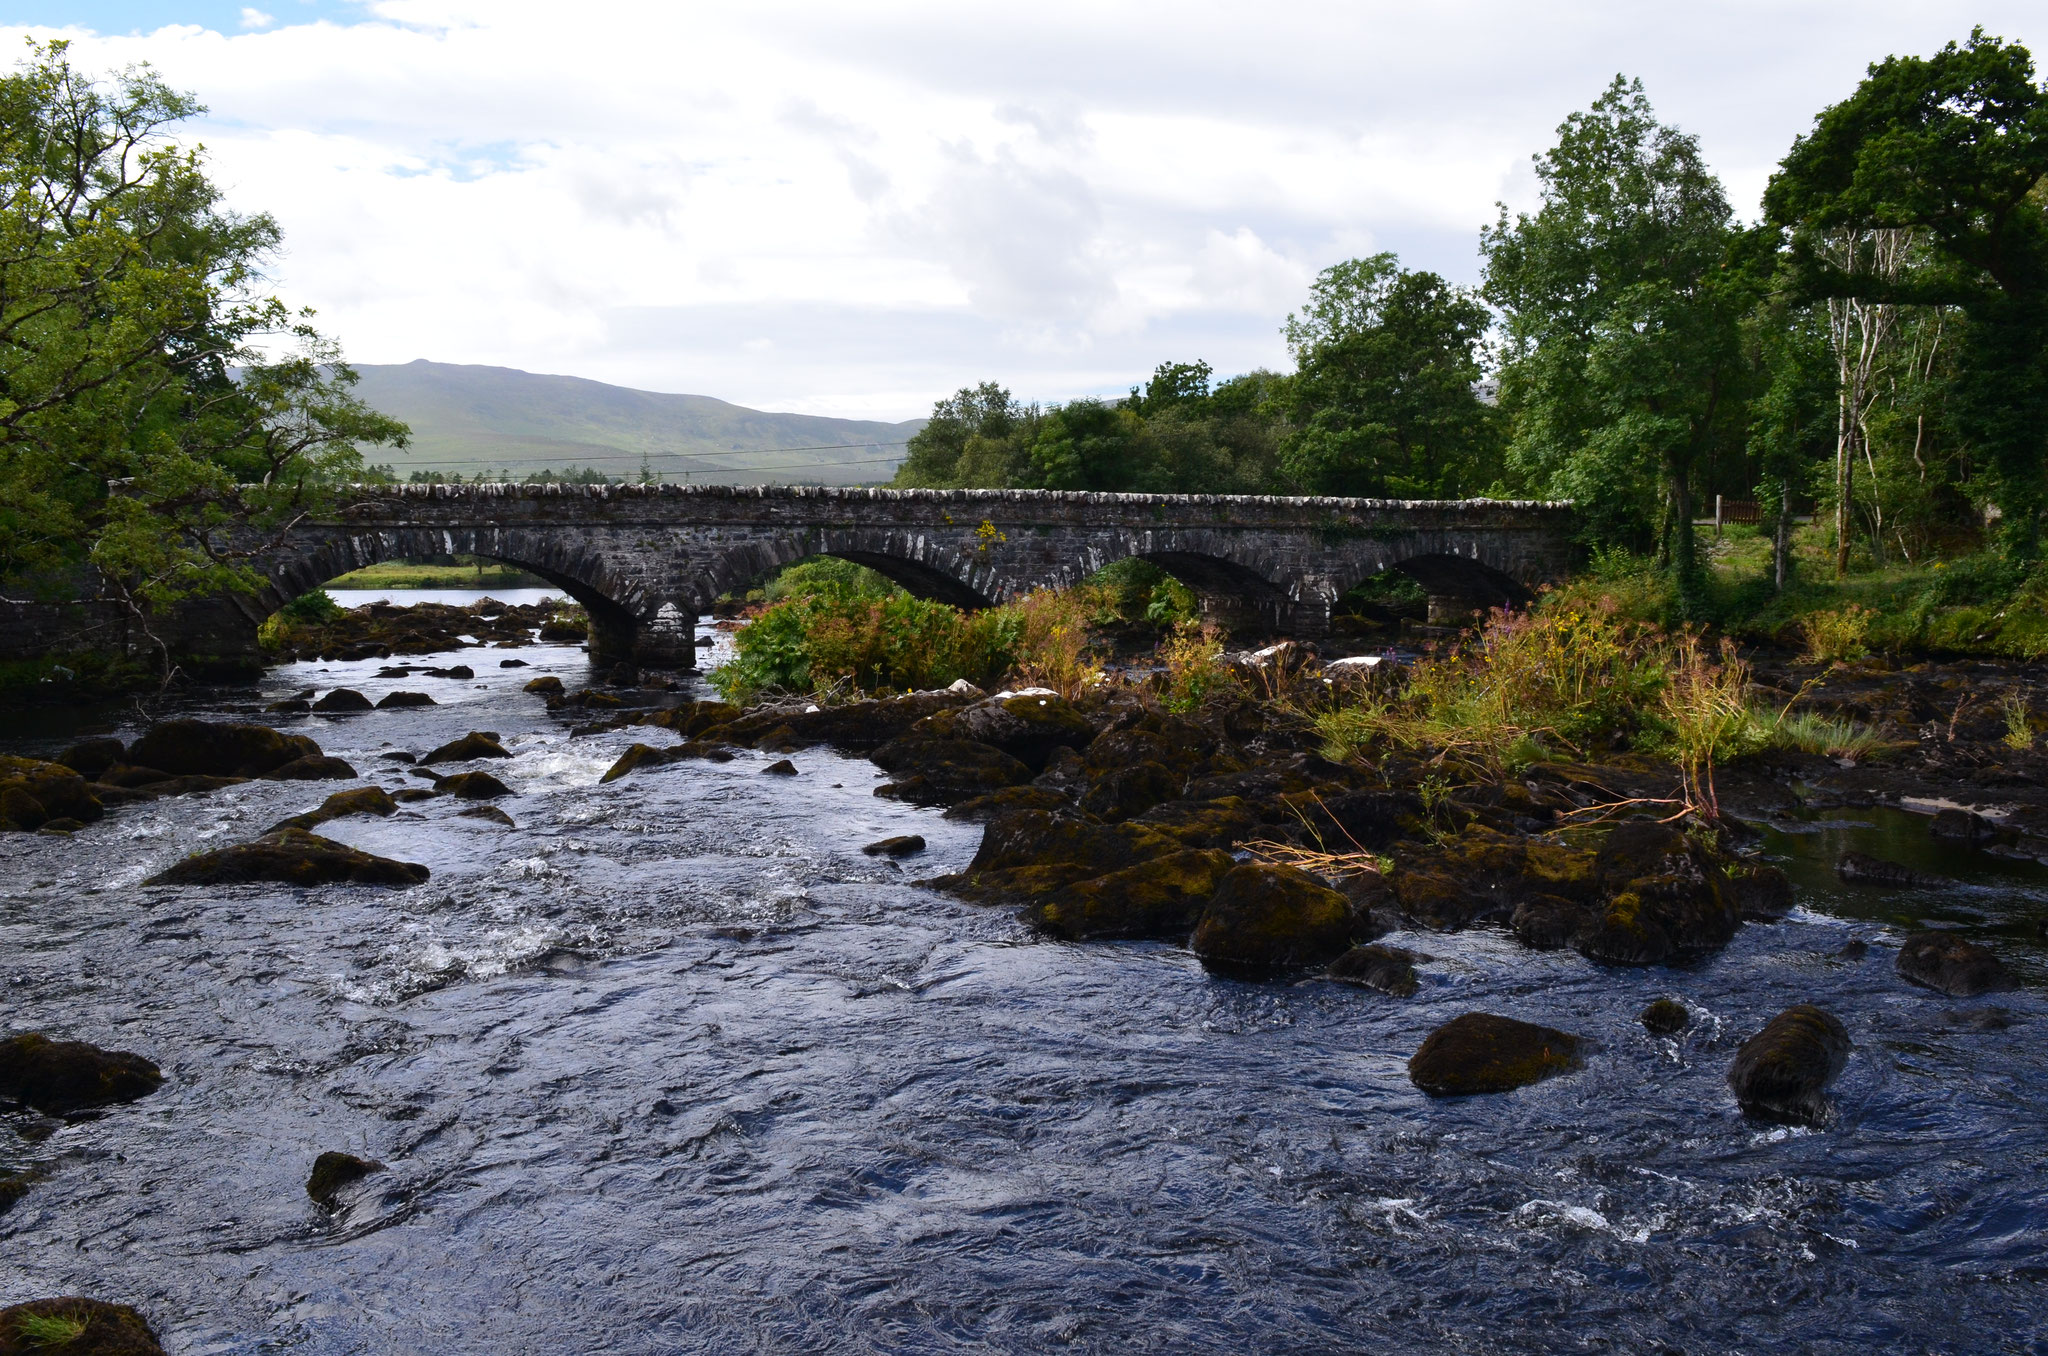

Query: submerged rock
[0,1297,166,1356]
[1027,849,1236,941]
[1190,863,1356,972]
[458,805,516,827]
[1327,943,1424,996]
[862,835,926,857]
[1727,1004,1850,1127]
[761,758,798,776]
[145,828,430,887]
[1408,1012,1582,1096]
[1929,807,2000,844]
[0,1033,163,1115]
[1640,998,1691,1035]
[267,786,398,834]
[261,755,358,781]
[1836,851,1947,888]
[1896,932,2017,997]
[419,731,511,764]
[306,1151,383,1209]
[376,691,437,709]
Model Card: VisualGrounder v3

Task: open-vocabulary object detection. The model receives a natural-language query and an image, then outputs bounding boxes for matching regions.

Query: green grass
[15,1309,89,1345]
[325,558,546,589]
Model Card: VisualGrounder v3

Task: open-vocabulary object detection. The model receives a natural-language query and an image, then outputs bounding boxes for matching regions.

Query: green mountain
[348,360,920,484]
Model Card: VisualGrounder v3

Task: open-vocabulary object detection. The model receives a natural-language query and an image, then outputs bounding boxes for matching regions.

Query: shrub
[281,588,342,623]
[1658,632,1769,816]
[1158,620,1239,712]
[1007,588,1104,698]
[2003,691,2035,752]
[1800,605,1873,663]
[710,590,1019,704]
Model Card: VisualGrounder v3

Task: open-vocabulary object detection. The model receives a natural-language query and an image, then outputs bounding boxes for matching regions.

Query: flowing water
[3,595,2047,1353]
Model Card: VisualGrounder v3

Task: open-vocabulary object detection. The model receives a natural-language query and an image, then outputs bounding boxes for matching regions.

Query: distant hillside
[347,360,920,484]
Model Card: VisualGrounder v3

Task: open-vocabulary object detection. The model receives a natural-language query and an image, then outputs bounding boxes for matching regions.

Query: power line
[388,453,906,476]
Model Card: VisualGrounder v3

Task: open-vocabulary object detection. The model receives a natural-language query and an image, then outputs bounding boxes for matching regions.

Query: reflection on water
[324,587,568,610]
[2,631,2046,1352]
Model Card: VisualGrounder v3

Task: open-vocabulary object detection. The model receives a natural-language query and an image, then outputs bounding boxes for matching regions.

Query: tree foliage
[0,41,405,616]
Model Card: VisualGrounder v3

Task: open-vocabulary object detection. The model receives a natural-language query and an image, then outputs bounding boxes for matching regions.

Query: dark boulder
[375,691,437,709]
[0,1297,165,1355]
[1727,1004,1850,1127]
[426,664,475,680]
[1575,821,1742,966]
[125,719,305,777]
[761,758,798,776]
[709,690,969,755]
[1896,932,2017,997]
[937,809,1178,902]
[0,1033,162,1114]
[862,835,926,857]
[1731,862,1795,921]
[1640,998,1690,1035]
[1408,1012,1582,1096]
[911,693,1094,771]
[1027,849,1235,941]
[871,737,1033,806]
[420,732,511,764]
[1128,796,1263,850]
[1190,863,1356,972]
[1076,760,1183,822]
[435,771,512,800]
[261,755,358,781]
[1929,807,2000,844]
[1327,943,1424,997]
[306,1151,383,1209]
[0,758,103,831]
[523,675,566,696]
[311,689,374,713]
[56,737,124,780]
[942,786,1072,821]
[627,700,742,738]
[601,743,671,783]
[146,828,430,887]
[1836,851,1947,888]
[458,805,516,827]
[268,786,398,834]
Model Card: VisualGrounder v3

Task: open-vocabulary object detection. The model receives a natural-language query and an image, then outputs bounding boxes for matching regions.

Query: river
[2,591,2044,1352]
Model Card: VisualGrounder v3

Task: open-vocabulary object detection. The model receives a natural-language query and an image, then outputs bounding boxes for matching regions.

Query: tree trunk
[1774,479,1794,592]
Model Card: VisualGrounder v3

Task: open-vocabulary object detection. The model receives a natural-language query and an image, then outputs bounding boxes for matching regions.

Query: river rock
[435,771,512,800]
[1640,998,1690,1035]
[56,737,125,780]
[1190,863,1357,971]
[426,664,475,680]
[1128,796,1263,850]
[910,693,1095,771]
[0,1167,37,1216]
[420,732,511,764]
[1574,821,1743,965]
[261,755,359,781]
[1408,1012,1582,1096]
[1929,807,2000,844]
[1326,943,1424,996]
[870,736,1033,806]
[1896,932,2017,996]
[1728,1004,1849,1126]
[125,719,307,778]
[0,1033,163,1114]
[625,700,742,738]
[524,675,565,696]
[146,828,430,887]
[761,758,798,776]
[306,1151,384,1209]
[1836,851,1947,888]
[458,805,516,827]
[0,757,104,831]
[1027,849,1236,940]
[862,835,926,857]
[708,690,970,755]
[1730,862,1795,921]
[0,1297,166,1355]
[268,786,398,834]
[376,691,437,709]
[311,688,374,713]
[937,808,1178,902]
[1076,760,1183,822]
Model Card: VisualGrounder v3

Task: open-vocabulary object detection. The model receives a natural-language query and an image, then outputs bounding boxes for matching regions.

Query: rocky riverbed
[2,610,2045,1353]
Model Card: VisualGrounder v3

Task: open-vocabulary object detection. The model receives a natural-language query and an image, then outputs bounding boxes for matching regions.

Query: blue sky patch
[15,0,366,36]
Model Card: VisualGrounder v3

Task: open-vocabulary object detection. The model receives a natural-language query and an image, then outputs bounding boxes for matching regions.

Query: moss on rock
[1408,1012,1582,1096]
[1190,863,1356,972]
[1027,849,1236,941]
[145,828,430,887]
[0,1297,165,1356]
[0,1033,162,1115]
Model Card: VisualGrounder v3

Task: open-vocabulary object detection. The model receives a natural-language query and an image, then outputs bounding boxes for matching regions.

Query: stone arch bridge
[224,483,1574,667]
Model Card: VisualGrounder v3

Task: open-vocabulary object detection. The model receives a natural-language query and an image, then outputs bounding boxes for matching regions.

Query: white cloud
[13,1,2045,417]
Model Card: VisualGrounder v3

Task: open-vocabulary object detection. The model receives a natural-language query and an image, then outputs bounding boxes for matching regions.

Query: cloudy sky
[12,2,2043,419]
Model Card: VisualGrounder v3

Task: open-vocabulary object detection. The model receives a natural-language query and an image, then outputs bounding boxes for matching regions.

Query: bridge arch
[262,526,646,664]
[1333,548,1535,625]
[693,530,999,611]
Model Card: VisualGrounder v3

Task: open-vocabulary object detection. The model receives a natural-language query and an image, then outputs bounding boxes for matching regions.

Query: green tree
[1029,397,1148,491]
[1277,254,1500,498]
[1482,77,1752,598]
[1765,29,2048,559]
[0,42,406,626]
[891,381,1038,488]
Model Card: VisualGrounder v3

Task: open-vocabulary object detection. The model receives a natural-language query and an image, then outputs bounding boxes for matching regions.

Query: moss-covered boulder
[1190,863,1356,972]
[1128,796,1263,850]
[942,786,1072,821]
[0,758,104,833]
[125,719,304,777]
[311,688,374,713]
[1327,943,1424,996]
[708,690,969,754]
[267,786,398,834]
[1408,1012,1582,1096]
[261,755,358,781]
[1076,760,1183,822]
[1027,849,1235,940]
[145,828,430,887]
[1576,822,1742,966]
[0,1033,162,1114]
[375,690,436,709]
[56,737,125,780]
[524,675,566,696]
[629,700,742,738]
[419,731,511,764]
[870,737,1033,806]
[1640,998,1690,1035]
[0,1298,165,1356]
[862,834,926,857]
[1727,1004,1850,1126]
[1896,932,2017,997]
[307,1151,383,1209]
[435,771,513,800]
[910,693,1095,771]
[935,808,1179,902]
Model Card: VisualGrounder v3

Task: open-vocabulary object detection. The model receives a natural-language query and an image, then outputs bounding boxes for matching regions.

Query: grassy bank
[324,557,547,590]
